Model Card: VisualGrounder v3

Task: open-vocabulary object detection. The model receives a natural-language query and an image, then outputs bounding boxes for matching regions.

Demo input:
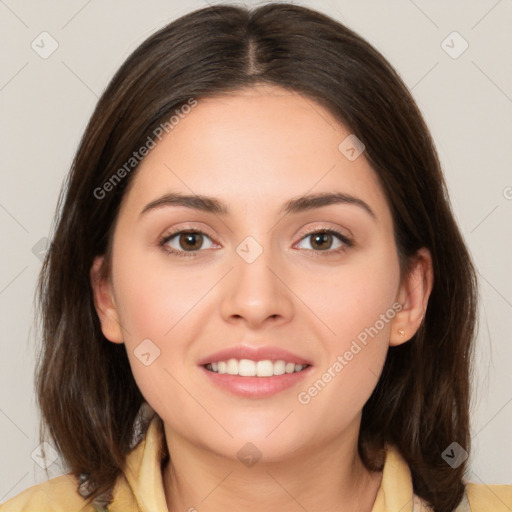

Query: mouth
[198,345,313,398]
[200,353,313,398]
[203,358,311,377]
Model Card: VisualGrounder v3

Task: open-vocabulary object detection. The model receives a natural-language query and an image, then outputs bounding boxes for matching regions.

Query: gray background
[1,0,511,502]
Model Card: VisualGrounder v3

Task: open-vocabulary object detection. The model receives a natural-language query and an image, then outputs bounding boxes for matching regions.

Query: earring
[398,328,405,337]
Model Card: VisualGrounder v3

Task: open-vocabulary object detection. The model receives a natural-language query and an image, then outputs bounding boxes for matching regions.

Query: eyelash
[158,227,354,258]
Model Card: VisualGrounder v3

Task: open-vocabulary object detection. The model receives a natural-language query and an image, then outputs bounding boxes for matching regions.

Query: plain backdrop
[1,0,511,503]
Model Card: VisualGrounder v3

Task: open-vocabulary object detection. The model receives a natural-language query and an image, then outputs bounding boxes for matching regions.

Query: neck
[162,425,382,512]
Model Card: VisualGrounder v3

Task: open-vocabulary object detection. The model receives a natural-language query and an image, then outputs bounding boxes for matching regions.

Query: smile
[204,358,310,377]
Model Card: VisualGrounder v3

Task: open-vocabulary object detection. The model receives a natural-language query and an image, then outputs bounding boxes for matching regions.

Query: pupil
[312,233,331,250]
[181,233,201,250]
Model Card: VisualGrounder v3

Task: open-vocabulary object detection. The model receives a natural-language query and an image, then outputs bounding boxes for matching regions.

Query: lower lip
[200,365,313,398]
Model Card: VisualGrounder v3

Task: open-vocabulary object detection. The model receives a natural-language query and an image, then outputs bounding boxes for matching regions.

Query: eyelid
[160,223,217,241]
[297,223,353,240]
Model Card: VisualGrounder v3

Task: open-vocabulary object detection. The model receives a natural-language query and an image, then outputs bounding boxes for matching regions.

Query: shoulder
[0,474,92,512]
[0,471,139,512]
[465,482,512,511]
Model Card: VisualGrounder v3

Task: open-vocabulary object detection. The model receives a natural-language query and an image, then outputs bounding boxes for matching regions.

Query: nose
[219,245,294,329]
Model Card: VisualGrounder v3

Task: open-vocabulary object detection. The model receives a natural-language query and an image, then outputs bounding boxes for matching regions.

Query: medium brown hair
[36,3,477,511]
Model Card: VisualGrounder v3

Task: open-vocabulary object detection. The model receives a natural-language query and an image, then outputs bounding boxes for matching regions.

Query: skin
[91,83,433,512]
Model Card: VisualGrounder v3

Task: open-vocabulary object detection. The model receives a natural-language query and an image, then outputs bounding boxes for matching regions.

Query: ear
[389,247,433,347]
[90,255,124,344]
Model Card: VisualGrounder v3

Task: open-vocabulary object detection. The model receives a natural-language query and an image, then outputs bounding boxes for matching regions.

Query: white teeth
[273,360,285,375]
[239,359,256,376]
[256,360,273,377]
[226,358,238,375]
[285,362,295,373]
[205,358,308,377]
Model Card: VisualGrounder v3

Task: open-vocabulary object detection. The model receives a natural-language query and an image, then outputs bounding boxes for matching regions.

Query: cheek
[112,245,210,340]
[298,246,400,411]
[311,245,400,347]
[109,246,219,414]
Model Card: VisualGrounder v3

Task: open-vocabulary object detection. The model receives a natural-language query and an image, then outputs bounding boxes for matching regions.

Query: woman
[1,3,511,511]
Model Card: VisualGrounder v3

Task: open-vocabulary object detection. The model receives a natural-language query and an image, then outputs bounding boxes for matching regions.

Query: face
[92,84,427,463]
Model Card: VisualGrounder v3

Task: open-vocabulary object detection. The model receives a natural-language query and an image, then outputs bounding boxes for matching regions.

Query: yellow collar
[118,415,422,512]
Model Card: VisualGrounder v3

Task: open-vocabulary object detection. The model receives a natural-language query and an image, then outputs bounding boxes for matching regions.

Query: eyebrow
[139,191,376,220]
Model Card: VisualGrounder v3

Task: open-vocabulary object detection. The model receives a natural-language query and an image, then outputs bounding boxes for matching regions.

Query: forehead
[119,84,391,224]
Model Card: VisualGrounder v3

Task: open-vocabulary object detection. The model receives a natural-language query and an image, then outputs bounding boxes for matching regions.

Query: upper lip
[198,345,313,366]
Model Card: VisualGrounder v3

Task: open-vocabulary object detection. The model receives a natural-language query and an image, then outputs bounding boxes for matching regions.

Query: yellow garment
[1,416,511,511]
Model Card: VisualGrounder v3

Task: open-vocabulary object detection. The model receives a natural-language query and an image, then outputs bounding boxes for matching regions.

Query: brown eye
[296,229,352,254]
[160,230,215,257]
[309,232,334,250]
[178,232,204,251]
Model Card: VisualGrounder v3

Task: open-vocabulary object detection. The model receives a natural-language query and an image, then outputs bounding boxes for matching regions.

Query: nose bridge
[220,234,293,326]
